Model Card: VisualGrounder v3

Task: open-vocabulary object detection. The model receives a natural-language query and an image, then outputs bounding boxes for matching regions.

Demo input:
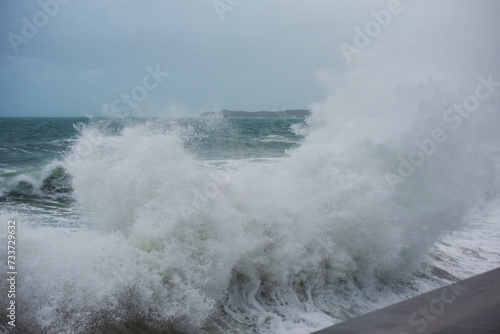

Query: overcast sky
[0,1,498,117]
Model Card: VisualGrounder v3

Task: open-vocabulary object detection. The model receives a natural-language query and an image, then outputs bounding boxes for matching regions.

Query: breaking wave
[2,1,500,333]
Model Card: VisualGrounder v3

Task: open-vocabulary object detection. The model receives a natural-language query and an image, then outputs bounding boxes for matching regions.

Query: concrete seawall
[312,267,500,334]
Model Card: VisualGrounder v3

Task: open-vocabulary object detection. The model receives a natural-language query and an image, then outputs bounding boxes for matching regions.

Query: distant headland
[200,109,311,118]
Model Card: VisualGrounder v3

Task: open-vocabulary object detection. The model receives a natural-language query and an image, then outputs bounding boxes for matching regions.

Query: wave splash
[2,2,500,333]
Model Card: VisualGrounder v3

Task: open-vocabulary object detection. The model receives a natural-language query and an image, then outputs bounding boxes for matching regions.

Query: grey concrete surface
[312,268,500,334]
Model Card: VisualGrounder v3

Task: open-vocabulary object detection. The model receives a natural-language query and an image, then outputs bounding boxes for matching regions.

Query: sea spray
[2,1,500,333]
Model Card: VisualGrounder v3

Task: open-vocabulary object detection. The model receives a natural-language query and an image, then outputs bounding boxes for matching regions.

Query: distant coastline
[200,109,311,118]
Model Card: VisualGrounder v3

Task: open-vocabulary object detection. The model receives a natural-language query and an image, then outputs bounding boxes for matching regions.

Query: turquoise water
[0,116,305,226]
[0,117,305,170]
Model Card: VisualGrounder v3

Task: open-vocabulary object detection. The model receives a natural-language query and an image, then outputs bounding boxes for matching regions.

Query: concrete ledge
[312,268,500,334]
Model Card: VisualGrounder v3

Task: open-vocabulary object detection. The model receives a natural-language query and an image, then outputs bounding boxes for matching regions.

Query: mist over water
[2,1,500,333]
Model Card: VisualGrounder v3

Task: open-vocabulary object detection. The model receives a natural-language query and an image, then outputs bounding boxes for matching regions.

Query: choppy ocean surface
[1,105,499,333]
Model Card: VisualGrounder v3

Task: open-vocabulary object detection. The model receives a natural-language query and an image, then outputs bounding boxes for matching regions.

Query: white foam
[2,1,500,332]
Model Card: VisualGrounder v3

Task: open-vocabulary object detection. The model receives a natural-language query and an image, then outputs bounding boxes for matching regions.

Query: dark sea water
[1,114,499,334]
